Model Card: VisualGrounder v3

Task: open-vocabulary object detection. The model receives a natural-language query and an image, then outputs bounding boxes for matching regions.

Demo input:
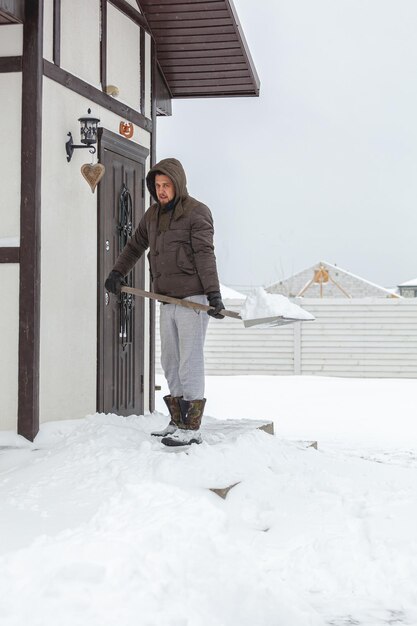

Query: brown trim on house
[100,0,107,89]
[0,0,24,23]
[43,60,153,133]
[53,0,60,66]
[148,37,157,413]
[155,63,172,116]
[0,247,20,263]
[0,56,22,72]
[18,0,43,442]
[140,26,145,115]
[108,0,150,33]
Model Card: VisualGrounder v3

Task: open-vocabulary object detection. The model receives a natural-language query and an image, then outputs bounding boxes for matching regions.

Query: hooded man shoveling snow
[105,158,225,447]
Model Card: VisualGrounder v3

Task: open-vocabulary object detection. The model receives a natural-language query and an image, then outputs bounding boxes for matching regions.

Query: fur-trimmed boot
[151,395,182,437]
[161,398,206,447]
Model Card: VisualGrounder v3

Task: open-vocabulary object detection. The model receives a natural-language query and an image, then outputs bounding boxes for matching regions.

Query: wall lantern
[66,108,100,162]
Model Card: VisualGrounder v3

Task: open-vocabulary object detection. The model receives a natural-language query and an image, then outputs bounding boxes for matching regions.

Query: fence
[155,298,417,378]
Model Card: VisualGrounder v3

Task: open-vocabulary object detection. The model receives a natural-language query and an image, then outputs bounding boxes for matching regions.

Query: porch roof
[139,0,260,99]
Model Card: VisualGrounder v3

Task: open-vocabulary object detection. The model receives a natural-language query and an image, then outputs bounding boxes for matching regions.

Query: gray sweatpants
[160,295,210,401]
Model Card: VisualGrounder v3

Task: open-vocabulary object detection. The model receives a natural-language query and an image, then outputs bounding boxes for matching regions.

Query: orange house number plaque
[119,121,134,139]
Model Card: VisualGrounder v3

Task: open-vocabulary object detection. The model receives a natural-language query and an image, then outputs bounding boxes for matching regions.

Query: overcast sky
[157,0,417,289]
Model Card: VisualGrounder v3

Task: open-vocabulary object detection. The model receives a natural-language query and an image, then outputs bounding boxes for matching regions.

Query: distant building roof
[266,261,400,299]
[398,277,417,287]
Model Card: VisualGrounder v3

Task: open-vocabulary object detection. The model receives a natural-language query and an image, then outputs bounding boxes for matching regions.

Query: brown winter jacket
[113,158,221,298]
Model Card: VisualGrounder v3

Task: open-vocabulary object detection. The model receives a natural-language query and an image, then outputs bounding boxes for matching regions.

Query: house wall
[0,24,22,55]
[0,24,23,431]
[40,73,151,422]
[155,299,417,379]
[107,3,140,107]
[0,266,19,431]
[39,0,152,423]
[0,72,21,239]
[43,0,54,62]
[60,0,101,87]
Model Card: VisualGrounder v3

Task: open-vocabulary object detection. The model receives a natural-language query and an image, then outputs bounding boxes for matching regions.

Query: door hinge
[140,374,144,393]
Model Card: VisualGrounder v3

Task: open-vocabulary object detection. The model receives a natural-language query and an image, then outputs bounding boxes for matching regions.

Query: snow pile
[241,287,315,323]
[1,375,417,626]
[220,283,245,300]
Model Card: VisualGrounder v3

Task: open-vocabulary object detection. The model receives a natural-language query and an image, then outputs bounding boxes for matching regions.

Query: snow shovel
[121,285,241,320]
[121,286,306,327]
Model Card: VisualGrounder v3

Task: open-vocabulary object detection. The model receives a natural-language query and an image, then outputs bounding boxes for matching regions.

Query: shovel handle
[121,286,242,320]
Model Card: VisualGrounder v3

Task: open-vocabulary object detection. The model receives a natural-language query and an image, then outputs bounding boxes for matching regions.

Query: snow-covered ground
[0,375,416,626]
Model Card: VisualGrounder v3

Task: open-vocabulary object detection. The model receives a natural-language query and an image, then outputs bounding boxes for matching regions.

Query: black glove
[105,270,126,296]
[207,291,225,319]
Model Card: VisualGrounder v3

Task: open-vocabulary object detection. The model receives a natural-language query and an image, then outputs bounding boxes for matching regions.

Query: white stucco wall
[107,3,140,108]
[60,0,100,87]
[40,79,97,423]
[144,32,152,120]
[0,24,22,55]
[0,73,21,240]
[43,0,54,62]
[0,265,19,431]
[40,77,152,422]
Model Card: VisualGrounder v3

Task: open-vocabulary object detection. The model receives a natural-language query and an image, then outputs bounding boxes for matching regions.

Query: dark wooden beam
[155,63,172,115]
[148,37,157,413]
[0,247,20,263]
[108,0,150,33]
[18,0,43,442]
[0,55,22,72]
[0,0,24,23]
[43,60,153,133]
[53,0,60,65]
[100,0,107,89]
[140,26,145,115]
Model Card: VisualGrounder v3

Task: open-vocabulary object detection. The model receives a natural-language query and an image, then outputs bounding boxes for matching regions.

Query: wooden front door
[97,129,149,415]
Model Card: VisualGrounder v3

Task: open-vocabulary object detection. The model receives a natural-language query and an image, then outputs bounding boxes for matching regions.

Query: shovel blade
[242,316,303,328]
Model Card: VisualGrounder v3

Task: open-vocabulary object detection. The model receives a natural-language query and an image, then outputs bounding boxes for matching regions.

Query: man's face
[155,174,175,206]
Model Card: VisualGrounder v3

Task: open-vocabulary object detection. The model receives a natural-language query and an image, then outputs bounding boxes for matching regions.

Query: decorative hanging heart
[80,163,106,193]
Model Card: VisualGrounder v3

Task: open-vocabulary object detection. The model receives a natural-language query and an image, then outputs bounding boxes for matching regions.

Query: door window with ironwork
[118,183,134,350]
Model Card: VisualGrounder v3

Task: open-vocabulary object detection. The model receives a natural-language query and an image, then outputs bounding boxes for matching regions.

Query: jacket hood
[146,158,188,203]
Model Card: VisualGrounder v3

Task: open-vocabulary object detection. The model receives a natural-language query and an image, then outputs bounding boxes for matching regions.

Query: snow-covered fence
[155,298,417,378]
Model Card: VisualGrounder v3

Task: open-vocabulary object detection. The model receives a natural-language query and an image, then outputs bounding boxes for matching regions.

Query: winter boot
[151,395,182,437]
[161,398,206,447]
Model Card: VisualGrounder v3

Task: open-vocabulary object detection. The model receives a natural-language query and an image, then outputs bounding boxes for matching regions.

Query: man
[105,158,224,447]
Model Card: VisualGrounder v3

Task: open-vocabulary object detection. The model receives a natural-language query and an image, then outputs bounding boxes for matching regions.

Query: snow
[241,287,315,321]
[398,277,417,287]
[1,374,417,626]
[220,283,246,300]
